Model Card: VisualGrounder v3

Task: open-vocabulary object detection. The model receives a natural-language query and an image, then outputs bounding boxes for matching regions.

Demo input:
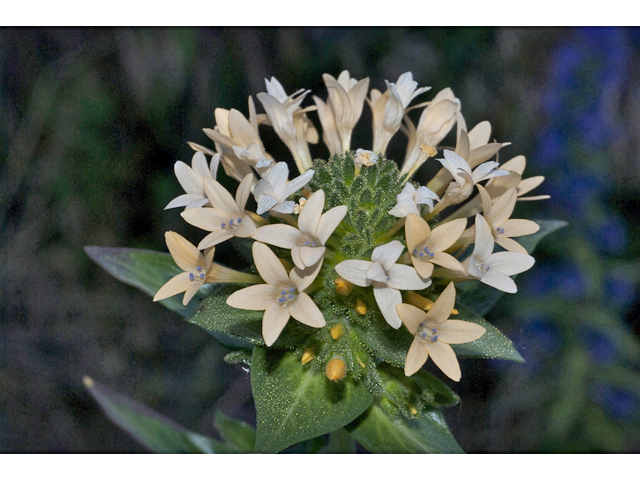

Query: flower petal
[288,292,326,328]
[467,121,491,150]
[204,178,242,218]
[283,169,315,198]
[472,214,494,261]
[256,194,279,215]
[396,303,427,335]
[411,258,434,279]
[165,231,203,272]
[404,336,429,376]
[234,215,257,238]
[371,240,405,271]
[235,174,254,212]
[198,229,234,249]
[174,161,203,195]
[262,303,291,346]
[500,219,540,238]
[480,270,518,293]
[495,236,528,254]
[299,246,325,268]
[290,258,323,292]
[436,320,486,344]
[335,260,373,287]
[387,264,432,291]
[253,224,306,249]
[271,200,296,214]
[429,251,464,272]
[425,341,461,381]
[253,242,291,286]
[486,251,535,276]
[428,218,467,252]
[153,272,190,302]
[165,193,205,210]
[425,282,456,324]
[405,214,430,253]
[373,286,403,329]
[316,205,348,245]
[226,284,280,311]
[366,261,388,284]
[298,190,324,237]
[181,207,229,231]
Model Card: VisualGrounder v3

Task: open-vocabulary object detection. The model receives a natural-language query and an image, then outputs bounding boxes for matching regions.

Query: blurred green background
[2,27,639,452]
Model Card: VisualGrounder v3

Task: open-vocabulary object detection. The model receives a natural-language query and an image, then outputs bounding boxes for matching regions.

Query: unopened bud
[325,358,346,382]
[355,299,366,315]
[301,347,315,365]
[330,325,343,340]
[335,278,354,295]
[406,292,458,314]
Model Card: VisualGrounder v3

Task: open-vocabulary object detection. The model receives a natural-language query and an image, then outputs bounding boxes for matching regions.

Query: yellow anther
[293,197,307,214]
[325,358,347,382]
[409,405,418,415]
[355,298,367,315]
[330,325,343,340]
[406,292,458,315]
[420,144,438,158]
[301,347,315,365]
[335,277,354,295]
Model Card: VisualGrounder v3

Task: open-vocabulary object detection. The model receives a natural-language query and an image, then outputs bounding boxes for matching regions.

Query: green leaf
[251,347,374,453]
[457,219,567,316]
[214,410,256,453]
[83,376,226,453]
[188,284,313,347]
[346,404,464,454]
[84,246,209,318]
[451,300,524,362]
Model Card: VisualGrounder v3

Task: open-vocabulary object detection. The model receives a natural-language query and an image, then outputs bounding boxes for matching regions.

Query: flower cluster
[154,72,547,383]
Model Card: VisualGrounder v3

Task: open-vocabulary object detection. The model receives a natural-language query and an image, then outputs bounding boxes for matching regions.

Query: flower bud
[334,277,354,295]
[301,347,315,365]
[355,298,367,315]
[325,358,346,382]
[330,325,343,340]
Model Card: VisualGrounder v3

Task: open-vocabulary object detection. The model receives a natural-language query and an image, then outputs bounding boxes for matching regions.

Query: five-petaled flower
[154,231,259,305]
[253,162,315,215]
[335,240,431,329]
[181,174,257,249]
[165,151,220,210]
[388,183,440,217]
[253,190,347,269]
[227,242,326,346]
[397,282,486,381]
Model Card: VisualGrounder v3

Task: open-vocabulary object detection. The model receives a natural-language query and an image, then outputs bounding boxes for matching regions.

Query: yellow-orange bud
[330,325,343,340]
[325,358,346,382]
[355,298,367,315]
[406,291,458,315]
[301,347,315,365]
[409,405,418,415]
[335,277,354,295]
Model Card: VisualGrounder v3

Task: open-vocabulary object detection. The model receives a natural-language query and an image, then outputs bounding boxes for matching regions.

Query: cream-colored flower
[486,155,550,202]
[434,150,510,211]
[427,122,509,193]
[257,80,315,173]
[181,174,257,249]
[153,232,259,305]
[335,241,431,329]
[400,88,461,178]
[388,183,440,217]
[370,72,431,154]
[322,71,370,153]
[253,162,314,215]
[461,214,535,293]
[253,190,347,269]
[165,151,220,210]
[397,282,486,381]
[313,95,342,157]
[354,149,378,174]
[453,185,540,253]
[226,242,326,346]
[405,214,466,279]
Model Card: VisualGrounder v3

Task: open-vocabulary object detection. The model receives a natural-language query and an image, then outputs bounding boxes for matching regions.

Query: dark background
[2,27,640,452]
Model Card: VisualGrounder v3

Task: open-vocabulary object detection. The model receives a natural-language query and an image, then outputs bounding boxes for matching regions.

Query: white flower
[397,282,486,381]
[354,149,378,174]
[436,149,510,209]
[405,214,466,279]
[252,190,347,269]
[370,72,431,154]
[181,174,257,249]
[165,152,220,210]
[322,71,370,153]
[388,183,440,217]
[313,95,342,156]
[257,80,315,173]
[462,214,535,293]
[153,232,258,305]
[226,242,326,346]
[401,88,462,177]
[253,162,314,215]
[335,241,431,329]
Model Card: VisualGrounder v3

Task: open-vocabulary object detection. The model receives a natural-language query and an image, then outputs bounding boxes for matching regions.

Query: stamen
[189,273,194,281]
[228,219,234,226]
[237,218,242,223]
[281,290,286,295]
[417,324,438,343]
[496,227,504,235]
[221,222,226,228]
[413,250,418,255]
[197,266,202,272]
[200,273,205,279]
[290,287,295,293]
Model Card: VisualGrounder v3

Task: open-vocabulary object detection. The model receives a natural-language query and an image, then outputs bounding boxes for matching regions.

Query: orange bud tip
[335,278,354,295]
[301,347,315,365]
[355,298,367,315]
[326,358,347,382]
[330,325,343,340]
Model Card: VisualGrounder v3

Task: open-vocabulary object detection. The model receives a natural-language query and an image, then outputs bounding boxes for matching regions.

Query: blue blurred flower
[534,127,567,169]
[578,326,618,366]
[604,274,636,309]
[590,215,627,255]
[589,381,639,422]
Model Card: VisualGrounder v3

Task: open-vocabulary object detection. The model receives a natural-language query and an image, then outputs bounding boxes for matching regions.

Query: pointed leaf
[214,410,256,453]
[251,347,373,453]
[346,404,463,454]
[84,377,226,453]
